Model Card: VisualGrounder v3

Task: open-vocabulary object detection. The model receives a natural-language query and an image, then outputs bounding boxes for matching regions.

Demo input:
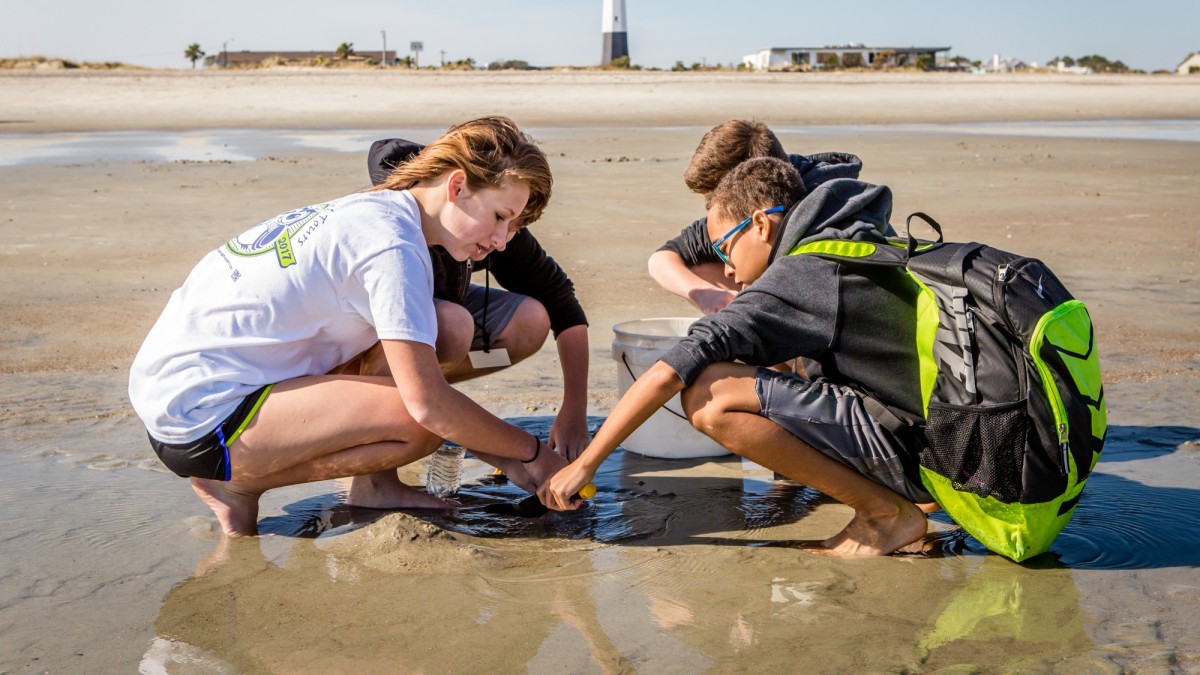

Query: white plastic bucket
[611,318,730,459]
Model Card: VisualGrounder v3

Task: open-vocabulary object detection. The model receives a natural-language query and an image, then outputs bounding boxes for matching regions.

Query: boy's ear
[753,208,776,242]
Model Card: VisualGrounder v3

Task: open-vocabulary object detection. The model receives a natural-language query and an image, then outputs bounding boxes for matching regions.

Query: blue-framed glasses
[711,205,786,267]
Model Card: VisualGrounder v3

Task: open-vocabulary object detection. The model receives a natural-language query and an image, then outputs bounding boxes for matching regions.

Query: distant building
[1177,52,1200,75]
[984,54,1028,72]
[601,0,629,65]
[742,44,950,71]
[1053,59,1094,75]
[205,50,397,68]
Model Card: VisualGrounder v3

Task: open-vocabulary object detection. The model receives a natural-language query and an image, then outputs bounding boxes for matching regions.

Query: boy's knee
[681,369,723,428]
[435,301,474,366]
[499,299,550,360]
[682,363,753,432]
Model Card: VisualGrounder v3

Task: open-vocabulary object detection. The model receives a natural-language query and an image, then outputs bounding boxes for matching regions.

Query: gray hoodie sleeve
[659,255,839,385]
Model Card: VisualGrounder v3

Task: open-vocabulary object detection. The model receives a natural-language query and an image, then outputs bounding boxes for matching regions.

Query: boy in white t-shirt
[129,117,570,537]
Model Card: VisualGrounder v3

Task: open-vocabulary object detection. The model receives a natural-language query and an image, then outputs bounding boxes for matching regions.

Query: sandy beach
[2,70,1200,672]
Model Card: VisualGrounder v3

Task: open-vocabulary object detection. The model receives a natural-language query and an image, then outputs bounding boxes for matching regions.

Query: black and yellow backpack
[792,213,1107,561]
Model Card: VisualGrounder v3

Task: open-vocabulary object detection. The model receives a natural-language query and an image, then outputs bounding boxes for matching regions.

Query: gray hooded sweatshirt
[659,178,925,424]
[656,151,878,266]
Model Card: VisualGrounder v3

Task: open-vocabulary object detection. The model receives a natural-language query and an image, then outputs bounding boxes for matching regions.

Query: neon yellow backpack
[792,213,1106,561]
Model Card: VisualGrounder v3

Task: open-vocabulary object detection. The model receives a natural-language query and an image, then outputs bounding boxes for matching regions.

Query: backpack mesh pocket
[922,400,1028,503]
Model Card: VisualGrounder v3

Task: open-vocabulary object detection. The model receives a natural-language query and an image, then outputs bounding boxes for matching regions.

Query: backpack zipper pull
[998,263,1010,282]
[1058,423,1070,476]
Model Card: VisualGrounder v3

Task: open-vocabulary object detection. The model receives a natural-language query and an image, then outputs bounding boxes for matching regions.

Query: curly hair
[705,157,806,224]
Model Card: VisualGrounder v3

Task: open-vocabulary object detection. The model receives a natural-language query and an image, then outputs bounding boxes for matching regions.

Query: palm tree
[183,43,205,69]
[335,42,355,61]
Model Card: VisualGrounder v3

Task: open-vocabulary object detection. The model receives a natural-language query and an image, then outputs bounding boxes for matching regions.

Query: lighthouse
[601,0,629,65]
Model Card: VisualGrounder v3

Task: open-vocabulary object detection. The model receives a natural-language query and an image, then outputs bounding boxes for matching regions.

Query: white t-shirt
[129,190,437,444]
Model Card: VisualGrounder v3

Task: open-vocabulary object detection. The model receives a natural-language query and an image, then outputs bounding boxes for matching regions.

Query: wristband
[521,434,540,464]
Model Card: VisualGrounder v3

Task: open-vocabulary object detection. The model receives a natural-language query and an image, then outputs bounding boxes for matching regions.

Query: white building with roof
[1178,52,1200,75]
[742,44,950,71]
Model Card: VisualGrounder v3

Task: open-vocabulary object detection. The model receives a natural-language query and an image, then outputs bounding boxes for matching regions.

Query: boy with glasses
[541,157,934,556]
[649,120,867,315]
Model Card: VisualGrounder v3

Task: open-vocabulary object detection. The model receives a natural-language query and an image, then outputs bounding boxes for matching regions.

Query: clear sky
[2,0,1196,72]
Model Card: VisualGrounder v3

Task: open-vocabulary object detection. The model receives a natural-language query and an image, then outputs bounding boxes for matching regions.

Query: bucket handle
[621,352,690,421]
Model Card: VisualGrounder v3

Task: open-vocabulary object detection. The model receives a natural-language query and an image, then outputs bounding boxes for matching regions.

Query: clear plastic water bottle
[426,444,465,498]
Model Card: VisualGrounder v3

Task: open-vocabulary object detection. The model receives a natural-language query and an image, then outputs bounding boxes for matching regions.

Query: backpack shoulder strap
[788,239,907,267]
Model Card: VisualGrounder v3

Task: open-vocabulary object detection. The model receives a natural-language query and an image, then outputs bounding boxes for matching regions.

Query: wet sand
[2,71,1200,672]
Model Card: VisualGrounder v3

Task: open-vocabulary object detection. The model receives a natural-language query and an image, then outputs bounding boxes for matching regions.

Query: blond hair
[371,116,553,225]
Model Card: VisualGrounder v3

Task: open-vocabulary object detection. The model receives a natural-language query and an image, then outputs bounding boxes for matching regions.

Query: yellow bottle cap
[579,483,597,499]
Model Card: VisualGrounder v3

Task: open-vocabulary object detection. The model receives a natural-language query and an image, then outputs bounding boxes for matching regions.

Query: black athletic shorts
[148,385,273,481]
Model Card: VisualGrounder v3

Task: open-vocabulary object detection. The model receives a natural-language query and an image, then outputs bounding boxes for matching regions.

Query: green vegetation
[335,42,355,61]
[0,55,139,70]
[1051,54,1135,73]
[667,60,733,72]
[487,59,534,70]
[441,57,475,70]
[183,43,205,69]
[947,55,972,70]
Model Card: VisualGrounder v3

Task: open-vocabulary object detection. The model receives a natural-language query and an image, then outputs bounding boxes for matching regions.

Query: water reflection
[150,517,1099,672]
[148,420,1200,671]
[915,557,1095,671]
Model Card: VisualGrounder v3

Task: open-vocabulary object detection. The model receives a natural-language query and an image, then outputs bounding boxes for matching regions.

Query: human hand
[521,439,569,492]
[537,459,594,512]
[689,287,738,315]
[549,412,591,462]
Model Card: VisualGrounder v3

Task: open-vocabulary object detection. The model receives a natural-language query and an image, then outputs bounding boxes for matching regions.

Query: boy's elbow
[647,250,675,282]
[647,360,686,390]
[647,251,665,279]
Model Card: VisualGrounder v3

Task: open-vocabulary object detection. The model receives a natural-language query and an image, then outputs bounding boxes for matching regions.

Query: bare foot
[190,477,261,537]
[347,471,454,510]
[812,500,928,557]
[916,501,941,514]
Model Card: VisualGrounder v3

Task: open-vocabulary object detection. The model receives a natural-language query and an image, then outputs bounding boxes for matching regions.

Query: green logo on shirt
[226,203,331,268]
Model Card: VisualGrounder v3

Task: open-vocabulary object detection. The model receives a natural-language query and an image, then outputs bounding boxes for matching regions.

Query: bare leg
[346,470,453,511]
[192,374,450,536]
[683,363,927,556]
[442,297,550,384]
[326,311,468,505]
[329,297,556,494]
[190,478,261,538]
